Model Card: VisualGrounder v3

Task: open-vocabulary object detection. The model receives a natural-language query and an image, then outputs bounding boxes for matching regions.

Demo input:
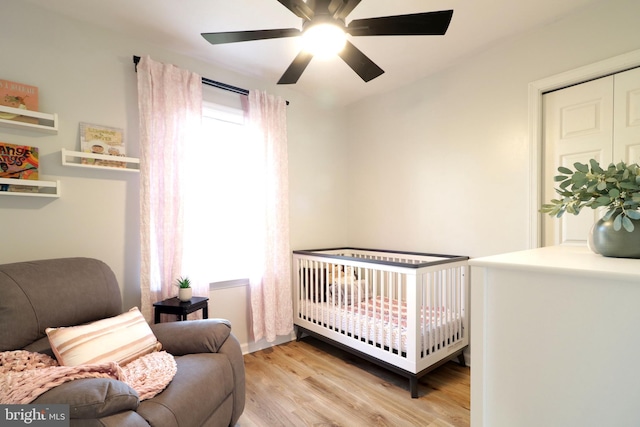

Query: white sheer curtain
[246,90,293,342]
[136,56,205,321]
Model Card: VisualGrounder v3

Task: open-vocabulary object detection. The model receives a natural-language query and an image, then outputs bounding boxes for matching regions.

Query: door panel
[613,67,640,164]
[542,76,613,246]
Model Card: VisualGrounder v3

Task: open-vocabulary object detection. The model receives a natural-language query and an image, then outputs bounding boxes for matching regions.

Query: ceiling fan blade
[278,50,314,84]
[338,40,384,82]
[347,10,454,37]
[201,28,301,45]
[330,0,362,19]
[276,0,315,20]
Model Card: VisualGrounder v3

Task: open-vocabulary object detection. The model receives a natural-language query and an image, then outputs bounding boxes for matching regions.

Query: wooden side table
[153,296,209,323]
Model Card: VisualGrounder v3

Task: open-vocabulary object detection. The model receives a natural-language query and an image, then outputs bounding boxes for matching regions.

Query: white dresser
[469,245,640,427]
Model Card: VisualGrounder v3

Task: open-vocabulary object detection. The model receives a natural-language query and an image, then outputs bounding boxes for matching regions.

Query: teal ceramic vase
[590,212,640,259]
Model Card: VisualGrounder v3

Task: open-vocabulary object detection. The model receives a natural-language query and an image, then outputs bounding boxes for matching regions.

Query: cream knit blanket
[0,350,177,404]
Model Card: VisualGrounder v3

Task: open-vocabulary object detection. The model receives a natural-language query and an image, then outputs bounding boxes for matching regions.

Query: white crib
[293,248,469,398]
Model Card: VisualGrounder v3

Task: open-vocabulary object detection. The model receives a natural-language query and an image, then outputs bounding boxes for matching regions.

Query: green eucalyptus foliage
[541,159,640,232]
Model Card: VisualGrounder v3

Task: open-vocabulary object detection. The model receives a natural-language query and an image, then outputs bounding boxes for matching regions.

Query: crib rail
[292,248,469,374]
[294,247,467,269]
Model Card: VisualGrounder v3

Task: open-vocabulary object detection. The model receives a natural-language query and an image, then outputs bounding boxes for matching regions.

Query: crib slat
[436,270,442,350]
[396,272,401,355]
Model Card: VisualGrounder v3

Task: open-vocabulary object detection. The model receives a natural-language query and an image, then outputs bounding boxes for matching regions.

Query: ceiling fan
[201,0,453,84]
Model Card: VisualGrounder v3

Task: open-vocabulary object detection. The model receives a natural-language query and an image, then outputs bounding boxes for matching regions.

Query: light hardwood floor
[236,336,470,427]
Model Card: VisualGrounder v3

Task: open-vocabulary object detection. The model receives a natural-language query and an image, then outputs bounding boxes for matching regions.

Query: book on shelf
[0,142,39,193]
[0,79,39,125]
[79,123,126,168]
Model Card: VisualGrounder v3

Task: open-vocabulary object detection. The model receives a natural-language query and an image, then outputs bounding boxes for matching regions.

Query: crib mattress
[297,296,461,355]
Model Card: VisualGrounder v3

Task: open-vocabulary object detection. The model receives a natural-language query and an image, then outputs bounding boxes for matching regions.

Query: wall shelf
[61,148,140,172]
[0,178,60,198]
[0,105,58,134]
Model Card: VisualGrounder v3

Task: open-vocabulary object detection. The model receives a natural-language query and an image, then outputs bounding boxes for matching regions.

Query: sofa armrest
[32,378,139,419]
[150,319,231,356]
[218,332,246,425]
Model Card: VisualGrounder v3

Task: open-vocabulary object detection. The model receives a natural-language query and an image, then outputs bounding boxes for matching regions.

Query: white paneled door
[542,67,640,246]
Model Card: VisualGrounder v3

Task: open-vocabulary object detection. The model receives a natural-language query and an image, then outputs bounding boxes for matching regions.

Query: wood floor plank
[237,337,470,427]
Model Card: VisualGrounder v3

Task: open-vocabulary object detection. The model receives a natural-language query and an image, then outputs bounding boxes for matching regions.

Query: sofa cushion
[46,308,160,366]
[0,258,122,351]
[136,353,235,427]
[72,410,151,427]
[22,337,55,358]
[32,378,139,419]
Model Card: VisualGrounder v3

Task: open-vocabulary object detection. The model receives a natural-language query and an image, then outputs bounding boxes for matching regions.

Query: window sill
[209,278,249,290]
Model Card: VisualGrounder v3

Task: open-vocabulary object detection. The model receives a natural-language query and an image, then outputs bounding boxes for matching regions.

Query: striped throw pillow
[46,307,161,366]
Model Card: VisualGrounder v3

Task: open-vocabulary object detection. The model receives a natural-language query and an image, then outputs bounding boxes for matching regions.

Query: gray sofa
[0,257,245,427]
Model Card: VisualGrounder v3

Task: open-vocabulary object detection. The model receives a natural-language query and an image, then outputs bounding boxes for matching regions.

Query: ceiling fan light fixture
[202,1,454,85]
[301,23,346,59]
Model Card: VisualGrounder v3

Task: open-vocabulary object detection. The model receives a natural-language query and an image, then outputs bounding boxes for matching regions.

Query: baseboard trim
[241,332,296,355]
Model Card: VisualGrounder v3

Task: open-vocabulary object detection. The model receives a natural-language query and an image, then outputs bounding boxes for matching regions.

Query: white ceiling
[23,0,603,106]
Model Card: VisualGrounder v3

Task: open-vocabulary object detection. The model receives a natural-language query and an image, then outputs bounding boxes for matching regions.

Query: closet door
[613,67,640,164]
[542,76,614,246]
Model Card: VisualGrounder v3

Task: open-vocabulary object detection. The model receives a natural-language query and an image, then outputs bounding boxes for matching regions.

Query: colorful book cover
[0,79,39,124]
[0,142,39,192]
[80,123,126,168]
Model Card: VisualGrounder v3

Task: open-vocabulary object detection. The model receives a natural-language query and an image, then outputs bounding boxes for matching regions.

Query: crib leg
[457,351,466,367]
[409,376,419,398]
[295,326,304,342]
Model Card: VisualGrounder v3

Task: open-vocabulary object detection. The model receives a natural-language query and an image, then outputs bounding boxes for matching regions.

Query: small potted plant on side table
[176,276,192,302]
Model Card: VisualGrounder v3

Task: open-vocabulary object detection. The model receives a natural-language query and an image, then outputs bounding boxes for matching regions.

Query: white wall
[345,0,640,258]
[1,0,348,348]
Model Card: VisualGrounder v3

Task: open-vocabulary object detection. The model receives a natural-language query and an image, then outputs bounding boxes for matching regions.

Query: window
[182,102,259,285]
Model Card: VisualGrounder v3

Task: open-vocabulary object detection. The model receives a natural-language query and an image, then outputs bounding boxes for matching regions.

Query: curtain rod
[133,56,289,105]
